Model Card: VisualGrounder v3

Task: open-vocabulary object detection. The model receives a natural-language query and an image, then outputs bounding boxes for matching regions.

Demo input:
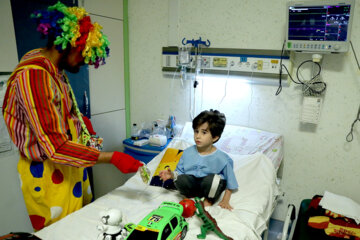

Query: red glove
[110,151,143,173]
[82,115,96,135]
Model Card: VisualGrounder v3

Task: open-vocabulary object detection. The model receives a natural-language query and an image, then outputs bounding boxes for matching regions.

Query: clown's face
[59,47,85,73]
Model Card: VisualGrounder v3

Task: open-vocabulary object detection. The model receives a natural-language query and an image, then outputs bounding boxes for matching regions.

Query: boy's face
[193,122,219,149]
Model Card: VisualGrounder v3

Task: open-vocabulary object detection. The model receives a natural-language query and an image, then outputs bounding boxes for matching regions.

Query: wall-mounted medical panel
[162,47,291,86]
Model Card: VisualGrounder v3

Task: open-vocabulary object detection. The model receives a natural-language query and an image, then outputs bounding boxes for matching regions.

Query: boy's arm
[218,189,233,210]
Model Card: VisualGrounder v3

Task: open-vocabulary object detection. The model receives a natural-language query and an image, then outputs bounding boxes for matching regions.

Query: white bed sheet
[35,138,280,240]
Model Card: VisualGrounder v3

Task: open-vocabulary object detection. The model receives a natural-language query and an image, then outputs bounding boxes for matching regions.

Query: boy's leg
[200,174,227,204]
[174,174,200,198]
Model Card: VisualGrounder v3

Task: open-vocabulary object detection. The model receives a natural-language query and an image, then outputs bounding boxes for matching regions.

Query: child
[159,109,238,210]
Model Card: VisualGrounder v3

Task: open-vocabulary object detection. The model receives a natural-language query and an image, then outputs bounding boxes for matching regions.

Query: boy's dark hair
[192,109,226,143]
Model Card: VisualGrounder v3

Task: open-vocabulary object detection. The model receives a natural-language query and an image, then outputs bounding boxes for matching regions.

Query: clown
[2,2,145,231]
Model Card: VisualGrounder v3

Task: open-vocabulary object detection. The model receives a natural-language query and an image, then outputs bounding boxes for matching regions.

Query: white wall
[80,0,131,199]
[0,0,18,71]
[0,152,34,234]
[0,0,33,235]
[128,0,360,220]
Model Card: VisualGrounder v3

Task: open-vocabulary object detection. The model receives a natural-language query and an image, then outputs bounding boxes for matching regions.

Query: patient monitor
[285,0,355,53]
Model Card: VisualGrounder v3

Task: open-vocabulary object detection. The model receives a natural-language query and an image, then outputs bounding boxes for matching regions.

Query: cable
[345,41,360,142]
[281,64,302,85]
[296,60,321,83]
[192,45,204,117]
[281,60,326,96]
[296,60,326,96]
[275,40,286,96]
[192,83,196,117]
[218,67,230,106]
[346,105,360,142]
[247,70,254,126]
[276,40,326,96]
[350,41,360,70]
[188,80,194,120]
[180,66,186,88]
[200,68,205,111]
[169,67,179,114]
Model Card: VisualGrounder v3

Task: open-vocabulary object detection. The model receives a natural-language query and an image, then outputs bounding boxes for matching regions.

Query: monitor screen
[286,0,355,53]
[289,5,351,41]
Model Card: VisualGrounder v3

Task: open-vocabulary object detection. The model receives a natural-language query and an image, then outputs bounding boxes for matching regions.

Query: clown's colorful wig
[31,2,110,68]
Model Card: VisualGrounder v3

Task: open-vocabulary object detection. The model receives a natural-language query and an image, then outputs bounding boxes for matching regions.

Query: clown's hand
[110,151,143,173]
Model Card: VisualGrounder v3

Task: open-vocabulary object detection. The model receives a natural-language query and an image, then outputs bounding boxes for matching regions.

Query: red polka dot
[51,169,64,184]
[29,214,45,231]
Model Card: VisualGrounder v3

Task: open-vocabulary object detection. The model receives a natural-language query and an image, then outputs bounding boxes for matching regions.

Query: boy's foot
[203,199,213,207]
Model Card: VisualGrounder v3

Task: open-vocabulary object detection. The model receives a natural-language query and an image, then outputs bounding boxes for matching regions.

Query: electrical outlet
[300,96,322,124]
[202,57,210,68]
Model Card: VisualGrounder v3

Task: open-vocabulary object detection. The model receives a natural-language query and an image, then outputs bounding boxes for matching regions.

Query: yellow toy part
[149,148,183,189]
[152,148,183,176]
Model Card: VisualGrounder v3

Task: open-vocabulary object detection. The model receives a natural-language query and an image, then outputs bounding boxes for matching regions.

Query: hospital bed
[35,123,284,240]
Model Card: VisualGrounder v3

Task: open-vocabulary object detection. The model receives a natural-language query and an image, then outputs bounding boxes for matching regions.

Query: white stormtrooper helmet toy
[97,209,124,237]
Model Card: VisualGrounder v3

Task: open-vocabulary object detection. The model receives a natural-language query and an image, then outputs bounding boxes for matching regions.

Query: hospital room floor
[265,218,284,240]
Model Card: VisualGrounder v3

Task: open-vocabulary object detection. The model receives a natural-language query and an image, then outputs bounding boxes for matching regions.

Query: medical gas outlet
[162,47,290,76]
[162,47,290,86]
[202,56,281,74]
[200,56,282,74]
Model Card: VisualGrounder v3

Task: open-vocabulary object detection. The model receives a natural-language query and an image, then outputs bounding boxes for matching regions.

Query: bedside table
[123,138,171,164]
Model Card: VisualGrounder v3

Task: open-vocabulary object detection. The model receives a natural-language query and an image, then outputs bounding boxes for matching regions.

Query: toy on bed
[139,165,151,184]
[125,201,188,240]
[194,197,233,240]
[97,209,129,240]
[149,148,183,189]
[179,198,196,218]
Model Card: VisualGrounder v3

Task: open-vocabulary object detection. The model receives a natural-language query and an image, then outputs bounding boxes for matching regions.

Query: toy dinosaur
[194,197,233,240]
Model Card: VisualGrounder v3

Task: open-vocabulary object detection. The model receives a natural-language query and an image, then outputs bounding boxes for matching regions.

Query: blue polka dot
[72,181,82,198]
[30,161,44,178]
[34,187,41,192]
[83,168,88,181]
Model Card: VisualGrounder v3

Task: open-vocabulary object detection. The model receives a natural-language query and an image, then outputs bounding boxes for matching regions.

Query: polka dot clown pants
[17,155,93,231]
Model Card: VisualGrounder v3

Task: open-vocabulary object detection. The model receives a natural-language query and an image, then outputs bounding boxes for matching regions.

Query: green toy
[124,223,136,233]
[125,201,188,240]
[139,165,151,184]
[194,197,233,240]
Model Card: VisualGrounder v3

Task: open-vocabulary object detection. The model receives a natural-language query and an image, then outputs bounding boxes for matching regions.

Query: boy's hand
[219,189,233,210]
[218,200,233,210]
[159,168,173,181]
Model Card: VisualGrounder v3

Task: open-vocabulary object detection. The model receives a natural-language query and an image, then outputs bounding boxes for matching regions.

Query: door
[10,0,91,118]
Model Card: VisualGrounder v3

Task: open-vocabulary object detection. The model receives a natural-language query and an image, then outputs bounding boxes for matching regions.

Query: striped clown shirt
[2,49,99,167]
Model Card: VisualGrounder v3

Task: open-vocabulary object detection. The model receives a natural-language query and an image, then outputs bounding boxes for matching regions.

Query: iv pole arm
[182,37,211,48]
